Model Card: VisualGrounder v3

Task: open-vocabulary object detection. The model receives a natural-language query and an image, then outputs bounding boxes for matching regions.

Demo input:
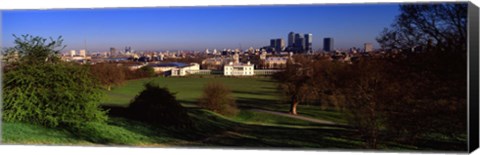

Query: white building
[150,62,200,76]
[70,50,76,57]
[364,43,373,52]
[79,49,86,57]
[224,61,254,76]
[223,52,254,76]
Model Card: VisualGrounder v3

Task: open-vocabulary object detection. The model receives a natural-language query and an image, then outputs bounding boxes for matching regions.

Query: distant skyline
[2,4,400,52]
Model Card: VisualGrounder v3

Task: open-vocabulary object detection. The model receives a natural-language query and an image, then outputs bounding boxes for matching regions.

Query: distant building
[70,50,76,57]
[233,52,240,64]
[224,53,254,76]
[224,61,254,76]
[270,39,276,50]
[294,33,305,52]
[264,57,288,69]
[304,33,313,53]
[110,47,117,56]
[125,46,132,54]
[288,32,295,47]
[79,49,87,57]
[149,62,200,76]
[323,38,334,52]
[364,43,373,52]
[275,38,285,52]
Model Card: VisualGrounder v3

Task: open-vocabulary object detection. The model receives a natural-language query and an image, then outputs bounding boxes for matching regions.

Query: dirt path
[250,109,337,125]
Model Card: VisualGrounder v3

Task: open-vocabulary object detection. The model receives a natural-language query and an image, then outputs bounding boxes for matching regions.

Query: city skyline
[2,4,400,52]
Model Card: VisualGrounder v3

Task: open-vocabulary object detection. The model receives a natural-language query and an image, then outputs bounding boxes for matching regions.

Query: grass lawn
[102,77,281,107]
[101,77,345,124]
[2,77,467,151]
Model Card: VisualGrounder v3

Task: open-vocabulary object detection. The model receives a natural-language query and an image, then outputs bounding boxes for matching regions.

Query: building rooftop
[150,62,188,68]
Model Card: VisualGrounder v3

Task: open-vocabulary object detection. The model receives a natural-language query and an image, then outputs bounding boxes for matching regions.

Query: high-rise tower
[323,38,334,52]
[288,32,295,47]
[304,33,313,53]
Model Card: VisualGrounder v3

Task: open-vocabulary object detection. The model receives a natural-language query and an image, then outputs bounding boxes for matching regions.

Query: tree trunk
[289,96,299,115]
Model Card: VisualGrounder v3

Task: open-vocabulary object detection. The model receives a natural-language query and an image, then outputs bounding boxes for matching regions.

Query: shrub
[127,82,191,128]
[138,65,156,77]
[2,63,107,128]
[123,65,156,80]
[198,82,238,116]
[89,63,126,90]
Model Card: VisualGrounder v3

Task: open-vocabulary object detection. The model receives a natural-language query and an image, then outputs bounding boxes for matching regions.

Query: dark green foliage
[123,66,156,80]
[127,82,192,128]
[198,82,238,116]
[89,63,126,90]
[5,34,65,64]
[139,65,156,77]
[2,63,107,128]
[375,3,467,142]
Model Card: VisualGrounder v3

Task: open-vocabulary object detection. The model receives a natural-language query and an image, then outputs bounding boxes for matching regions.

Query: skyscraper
[304,33,313,53]
[110,47,117,56]
[288,32,295,47]
[323,38,334,52]
[275,38,285,52]
[270,39,276,48]
[294,33,305,52]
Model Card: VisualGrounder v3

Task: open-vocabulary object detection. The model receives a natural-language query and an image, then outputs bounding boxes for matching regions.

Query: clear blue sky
[2,4,400,52]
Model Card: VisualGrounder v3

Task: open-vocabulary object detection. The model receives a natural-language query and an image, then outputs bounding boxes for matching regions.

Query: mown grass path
[251,109,337,125]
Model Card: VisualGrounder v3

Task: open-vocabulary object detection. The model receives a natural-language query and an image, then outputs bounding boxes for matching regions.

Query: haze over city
[2,4,400,52]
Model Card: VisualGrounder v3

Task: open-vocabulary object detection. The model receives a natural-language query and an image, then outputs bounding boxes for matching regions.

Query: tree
[2,35,107,128]
[198,82,238,116]
[89,63,126,90]
[376,3,467,142]
[127,82,192,128]
[138,65,156,77]
[4,34,65,64]
[3,63,107,127]
[377,3,467,52]
[337,59,400,149]
[272,55,318,115]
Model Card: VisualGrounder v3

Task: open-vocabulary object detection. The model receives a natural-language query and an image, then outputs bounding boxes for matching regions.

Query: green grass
[3,77,467,150]
[102,77,281,107]
[2,122,91,145]
[101,77,346,124]
[233,110,322,127]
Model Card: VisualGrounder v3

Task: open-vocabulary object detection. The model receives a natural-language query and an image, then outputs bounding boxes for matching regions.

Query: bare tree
[377,3,467,52]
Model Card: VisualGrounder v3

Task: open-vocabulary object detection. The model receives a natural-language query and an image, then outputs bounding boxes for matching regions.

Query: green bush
[2,63,107,128]
[139,65,156,77]
[198,82,238,116]
[123,65,156,80]
[127,82,192,128]
[89,63,126,90]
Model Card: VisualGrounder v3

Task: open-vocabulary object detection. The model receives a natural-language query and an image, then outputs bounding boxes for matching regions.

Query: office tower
[364,43,373,52]
[270,39,276,48]
[323,38,334,52]
[304,33,313,53]
[288,32,295,47]
[110,47,117,56]
[125,46,132,53]
[295,33,305,51]
[69,50,76,57]
[275,38,285,52]
[79,49,86,57]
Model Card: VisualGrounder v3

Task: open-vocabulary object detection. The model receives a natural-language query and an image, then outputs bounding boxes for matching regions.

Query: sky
[2,4,401,52]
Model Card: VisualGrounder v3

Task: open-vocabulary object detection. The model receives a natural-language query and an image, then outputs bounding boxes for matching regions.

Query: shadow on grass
[94,106,462,150]
[235,97,286,111]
